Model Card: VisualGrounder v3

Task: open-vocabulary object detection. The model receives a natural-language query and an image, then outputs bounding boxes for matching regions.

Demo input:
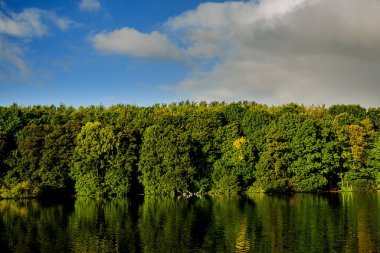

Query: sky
[0,0,379,107]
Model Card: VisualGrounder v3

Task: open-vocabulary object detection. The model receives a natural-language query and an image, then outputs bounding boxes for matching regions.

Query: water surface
[0,193,379,252]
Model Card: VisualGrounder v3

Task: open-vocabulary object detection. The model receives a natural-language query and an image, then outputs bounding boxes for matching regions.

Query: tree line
[0,102,379,197]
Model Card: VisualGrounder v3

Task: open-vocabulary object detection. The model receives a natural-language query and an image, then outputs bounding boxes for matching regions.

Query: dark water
[0,193,380,253]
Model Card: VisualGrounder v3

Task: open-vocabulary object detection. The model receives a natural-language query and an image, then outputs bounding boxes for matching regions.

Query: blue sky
[1,0,380,107]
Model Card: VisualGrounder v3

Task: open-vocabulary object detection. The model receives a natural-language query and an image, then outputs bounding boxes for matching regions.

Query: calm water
[0,193,380,253]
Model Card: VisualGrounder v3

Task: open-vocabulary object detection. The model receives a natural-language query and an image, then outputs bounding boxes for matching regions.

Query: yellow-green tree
[70,122,135,197]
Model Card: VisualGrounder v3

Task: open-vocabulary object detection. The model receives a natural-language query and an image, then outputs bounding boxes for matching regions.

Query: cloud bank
[92,0,380,107]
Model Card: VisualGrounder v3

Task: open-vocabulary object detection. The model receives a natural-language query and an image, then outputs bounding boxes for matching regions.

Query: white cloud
[92,27,183,59]
[0,6,74,82]
[46,11,74,31]
[0,38,29,80]
[92,0,380,107]
[167,0,308,30]
[79,0,101,12]
[0,8,74,37]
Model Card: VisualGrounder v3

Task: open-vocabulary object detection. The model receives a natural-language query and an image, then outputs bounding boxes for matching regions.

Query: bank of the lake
[1,103,379,198]
[1,193,379,252]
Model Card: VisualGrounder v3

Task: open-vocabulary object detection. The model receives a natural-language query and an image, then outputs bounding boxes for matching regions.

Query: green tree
[0,105,22,135]
[223,102,246,127]
[366,136,380,189]
[211,124,254,194]
[334,116,375,190]
[138,124,195,195]
[184,108,224,192]
[70,122,133,197]
[105,127,138,196]
[250,124,291,192]
[288,119,340,191]
[39,121,81,192]
[1,124,46,198]
[367,108,380,130]
[0,105,22,177]
[241,107,272,154]
[329,104,367,120]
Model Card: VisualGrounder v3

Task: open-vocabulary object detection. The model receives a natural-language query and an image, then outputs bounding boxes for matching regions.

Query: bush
[0,180,41,199]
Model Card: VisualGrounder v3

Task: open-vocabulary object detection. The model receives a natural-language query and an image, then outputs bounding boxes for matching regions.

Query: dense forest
[0,102,379,198]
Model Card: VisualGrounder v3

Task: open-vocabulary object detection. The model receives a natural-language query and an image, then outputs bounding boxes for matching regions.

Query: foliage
[0,180,41,198]
[250,124,291,192]
[138,124,195,195]
[366,136,380,189]
[0,102,379,198]
[211,124,254,194]
[70,122,136,197]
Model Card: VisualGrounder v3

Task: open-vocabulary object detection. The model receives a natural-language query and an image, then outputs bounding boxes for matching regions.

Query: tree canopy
[0,102,379,198]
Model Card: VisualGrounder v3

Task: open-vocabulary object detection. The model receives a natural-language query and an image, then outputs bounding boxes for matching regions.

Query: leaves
[0,102,379,197]
[138,124,195,195]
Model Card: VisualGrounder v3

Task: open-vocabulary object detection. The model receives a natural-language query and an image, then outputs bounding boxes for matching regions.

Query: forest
[0,101,379,198]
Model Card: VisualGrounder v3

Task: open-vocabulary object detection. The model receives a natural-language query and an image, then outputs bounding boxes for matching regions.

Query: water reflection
[0,193,379,252]
[68,198,138,253]
[0,199,72,253]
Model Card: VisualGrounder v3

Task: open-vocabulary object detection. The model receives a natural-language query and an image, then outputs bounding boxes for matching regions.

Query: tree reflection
[0,199,71,252]
[138,197,196,252]
[68,198,137,253]
[0,194,380,252]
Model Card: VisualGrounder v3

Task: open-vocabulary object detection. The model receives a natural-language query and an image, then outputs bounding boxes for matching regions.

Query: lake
[0,193,379,252]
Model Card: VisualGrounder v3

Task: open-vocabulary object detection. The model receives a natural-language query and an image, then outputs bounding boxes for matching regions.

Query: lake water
[0,193,379,252]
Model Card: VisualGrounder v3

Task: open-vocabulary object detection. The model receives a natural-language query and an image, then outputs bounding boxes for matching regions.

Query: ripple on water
[0,193,380,252]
